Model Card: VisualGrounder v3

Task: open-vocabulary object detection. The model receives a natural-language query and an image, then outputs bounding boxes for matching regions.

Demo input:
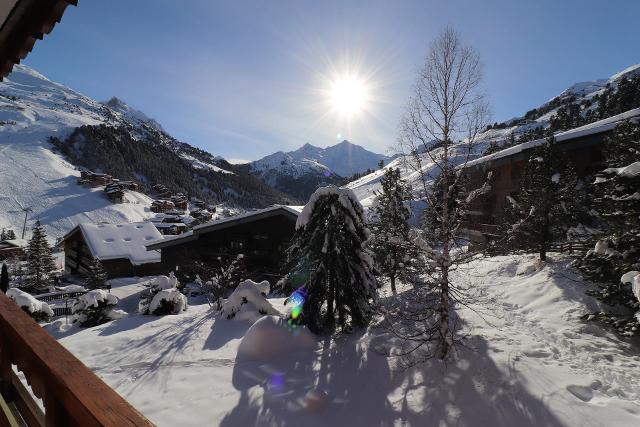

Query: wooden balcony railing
[0,292,154,426]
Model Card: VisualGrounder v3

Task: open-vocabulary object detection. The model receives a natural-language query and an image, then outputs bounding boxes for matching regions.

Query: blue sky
[24,0,640,162]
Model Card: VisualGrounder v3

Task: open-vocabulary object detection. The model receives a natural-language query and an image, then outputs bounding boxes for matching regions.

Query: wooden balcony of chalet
[0,291,153,426]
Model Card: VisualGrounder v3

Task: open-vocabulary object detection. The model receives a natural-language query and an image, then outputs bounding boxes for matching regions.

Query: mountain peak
[102,96,164,132]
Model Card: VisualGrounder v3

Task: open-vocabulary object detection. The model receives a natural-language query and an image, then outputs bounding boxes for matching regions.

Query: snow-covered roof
[0,238,28,248]
[65,222,162,265]
[460,108,640,170]
[147,205,299,251]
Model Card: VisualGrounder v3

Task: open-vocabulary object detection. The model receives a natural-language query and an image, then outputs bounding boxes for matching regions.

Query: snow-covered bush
[72,289,126,327]
[6,288,53,322]
[139,273,187,315]
[220,280,278,322]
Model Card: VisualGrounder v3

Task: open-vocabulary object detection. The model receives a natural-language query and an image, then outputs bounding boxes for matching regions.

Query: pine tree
[0,229,5,241]
[574,120,640,335]
[0,263,9,292]
[369,168,425,293]
[24,220,57,293]
[501,137,584,261]
[5,230,16,240]
[286,186,377,334]
[86,258,107,289]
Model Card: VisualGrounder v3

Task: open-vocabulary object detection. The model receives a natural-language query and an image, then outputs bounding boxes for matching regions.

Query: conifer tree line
[500,137,587,261]
[48,124,294,208]
[573,120,640,335]
[0,228,16,241]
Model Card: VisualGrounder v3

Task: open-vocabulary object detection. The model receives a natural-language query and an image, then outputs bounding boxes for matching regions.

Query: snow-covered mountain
[252,140,390,178]
[0,65,291,239]
[250,140,391,200]
[347,63,640,210]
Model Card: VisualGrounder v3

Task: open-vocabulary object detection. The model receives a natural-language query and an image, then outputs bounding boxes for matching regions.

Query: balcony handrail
[0,292,154,426]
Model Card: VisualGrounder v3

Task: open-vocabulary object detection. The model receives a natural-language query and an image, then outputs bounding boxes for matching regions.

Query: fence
[35,291,86,303]
[548,241,594,254]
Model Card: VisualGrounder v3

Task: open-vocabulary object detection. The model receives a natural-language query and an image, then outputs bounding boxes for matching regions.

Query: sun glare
[329,76,368,117]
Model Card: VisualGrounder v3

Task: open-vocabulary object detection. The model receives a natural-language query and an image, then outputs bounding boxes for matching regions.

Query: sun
[329,75,368,117]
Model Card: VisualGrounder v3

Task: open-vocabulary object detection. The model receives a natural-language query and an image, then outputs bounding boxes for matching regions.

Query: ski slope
[0,65,153,239]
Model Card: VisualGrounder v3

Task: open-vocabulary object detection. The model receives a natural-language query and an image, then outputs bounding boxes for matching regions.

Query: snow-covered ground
[43,254,640,426]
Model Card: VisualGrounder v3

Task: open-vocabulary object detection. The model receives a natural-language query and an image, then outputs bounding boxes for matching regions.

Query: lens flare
[288,288,306,321]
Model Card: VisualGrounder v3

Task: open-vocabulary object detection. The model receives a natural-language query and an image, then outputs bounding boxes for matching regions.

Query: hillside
[0,65,293,238]
[249,140,391,200]
[347,63,640,210]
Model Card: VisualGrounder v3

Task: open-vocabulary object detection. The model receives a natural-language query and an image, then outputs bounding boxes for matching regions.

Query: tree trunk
[438,136,452,361]
[540,208,549,262]
[326,271,335,330]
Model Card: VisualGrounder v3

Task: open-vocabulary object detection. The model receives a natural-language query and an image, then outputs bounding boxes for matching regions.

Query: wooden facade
[147,206,299,281]
[0,240,25,261]
[459,109,640,240]
[60,226,163,279]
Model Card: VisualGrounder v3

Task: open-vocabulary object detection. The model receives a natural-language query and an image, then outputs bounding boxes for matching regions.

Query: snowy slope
[0,65,154,239]
[45,254,640,426]
[0,65,289,238]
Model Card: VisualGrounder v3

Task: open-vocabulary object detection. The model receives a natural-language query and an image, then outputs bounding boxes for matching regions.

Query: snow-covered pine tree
[25,220,57,293]
[501,136,584,261]
[286,185,377,334]
[1,263,9,292]
[86,257,107,289]
[5,230,16,240]
[573,120,640,335]
[369,168,425,293]
[0,229,5,241]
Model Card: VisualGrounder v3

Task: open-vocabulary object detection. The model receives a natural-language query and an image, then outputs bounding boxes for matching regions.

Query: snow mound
[152,274,180,291]
[631,272,640,304]
[221,280,279,322]
[516,259,545,275]
[236,315,317,361]
[6,288,53,318]
[73,289,118,311]
[239,279,270,295]
[620,271,640,285]
[149,288,187,315]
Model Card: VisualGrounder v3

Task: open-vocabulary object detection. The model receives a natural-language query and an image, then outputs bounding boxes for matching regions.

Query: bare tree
[394,27,490,361]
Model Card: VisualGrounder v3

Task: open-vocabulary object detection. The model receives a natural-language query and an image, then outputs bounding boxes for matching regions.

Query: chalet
[170,193,188,211]
[459,108,640,241]
[191,197,206,209]
[153,222,189,236]
[190,208,213,222]
[0,239,27,261]
[119,180,139,191]
[58,222,163,278]
[78,170,113,187]
[152,183,171,198]
[151,199,175,213]
[104,182,125,203]
[147,205,301,281]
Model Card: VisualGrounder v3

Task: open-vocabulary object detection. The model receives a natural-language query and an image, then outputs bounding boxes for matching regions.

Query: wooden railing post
[0,292,154,426]
[0,345,15,404]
